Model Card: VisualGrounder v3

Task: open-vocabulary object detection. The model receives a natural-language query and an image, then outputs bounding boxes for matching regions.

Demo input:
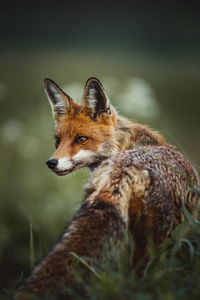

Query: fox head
[44,77,118,175]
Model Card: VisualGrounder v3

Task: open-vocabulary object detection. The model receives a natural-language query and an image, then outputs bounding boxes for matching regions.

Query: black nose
[46,159,58,169]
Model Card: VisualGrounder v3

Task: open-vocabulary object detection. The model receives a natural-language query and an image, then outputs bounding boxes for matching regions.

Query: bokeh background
[0,1,200,293]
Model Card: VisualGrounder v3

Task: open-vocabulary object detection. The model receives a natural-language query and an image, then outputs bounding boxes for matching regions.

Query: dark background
[0,0,200,292]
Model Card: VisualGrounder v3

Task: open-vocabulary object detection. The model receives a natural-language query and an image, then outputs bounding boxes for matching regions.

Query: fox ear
[44,78,72,118]
[82,77,113,119]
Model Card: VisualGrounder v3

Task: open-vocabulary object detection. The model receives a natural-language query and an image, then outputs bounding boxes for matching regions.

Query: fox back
[17,78,199,299]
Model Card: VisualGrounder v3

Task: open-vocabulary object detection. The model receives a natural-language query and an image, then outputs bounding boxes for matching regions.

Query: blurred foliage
[0,49,199,298]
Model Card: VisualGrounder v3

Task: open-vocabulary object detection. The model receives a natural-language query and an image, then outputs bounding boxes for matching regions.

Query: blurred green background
[0,1,200,292]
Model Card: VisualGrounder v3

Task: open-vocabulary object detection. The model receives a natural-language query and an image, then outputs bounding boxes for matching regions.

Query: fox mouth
[53,163,85,176]
[55,170,71,176]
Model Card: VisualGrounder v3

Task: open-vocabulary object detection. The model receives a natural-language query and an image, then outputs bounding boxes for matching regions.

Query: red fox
[17,77,199,298]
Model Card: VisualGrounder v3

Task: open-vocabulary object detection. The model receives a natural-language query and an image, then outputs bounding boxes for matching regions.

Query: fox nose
[46,158,58,169]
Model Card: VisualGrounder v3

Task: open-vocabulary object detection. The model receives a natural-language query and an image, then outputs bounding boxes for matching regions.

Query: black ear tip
[44,78,51,82]
[85,77,102,88]
[44,78,52,87]
[44,78,59,90]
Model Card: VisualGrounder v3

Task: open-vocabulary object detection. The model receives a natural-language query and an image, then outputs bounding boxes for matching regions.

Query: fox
[17,77,199,298]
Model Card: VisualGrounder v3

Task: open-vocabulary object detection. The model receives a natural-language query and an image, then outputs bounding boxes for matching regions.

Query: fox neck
[116,115,167,151]
[115,116,136,152]
[89,115,167,172]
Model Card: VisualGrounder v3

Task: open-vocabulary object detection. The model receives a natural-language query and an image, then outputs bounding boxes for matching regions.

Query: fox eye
[76,136,88,144]
[55,136,60,149]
